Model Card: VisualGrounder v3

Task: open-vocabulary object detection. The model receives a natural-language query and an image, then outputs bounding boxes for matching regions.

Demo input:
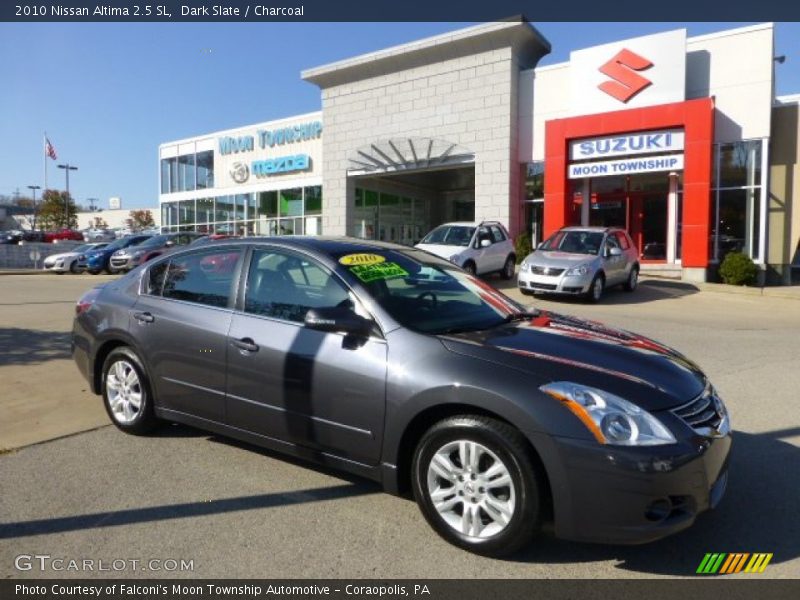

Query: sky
[1,21,799,210]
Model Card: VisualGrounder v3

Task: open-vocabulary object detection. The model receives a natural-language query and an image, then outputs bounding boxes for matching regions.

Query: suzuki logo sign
[598,49,653,103]
[569,29,686,116]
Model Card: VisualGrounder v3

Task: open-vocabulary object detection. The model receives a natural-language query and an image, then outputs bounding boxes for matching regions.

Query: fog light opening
[644,498,672,522]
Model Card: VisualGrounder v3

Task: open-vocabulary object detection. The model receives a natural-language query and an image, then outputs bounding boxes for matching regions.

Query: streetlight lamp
[27,185,41,231]
[57,163,78,228]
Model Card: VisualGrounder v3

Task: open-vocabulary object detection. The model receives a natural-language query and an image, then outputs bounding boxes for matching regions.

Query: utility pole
[27,185,41,230]
[57,163,78,228]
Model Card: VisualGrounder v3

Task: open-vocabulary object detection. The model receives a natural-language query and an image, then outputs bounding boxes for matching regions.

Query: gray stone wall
[0,242,82,269]
[320,46,520,236]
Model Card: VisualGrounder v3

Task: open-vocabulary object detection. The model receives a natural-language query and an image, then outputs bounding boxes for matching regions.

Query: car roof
[559,226,625,233]
[203,235,412,256]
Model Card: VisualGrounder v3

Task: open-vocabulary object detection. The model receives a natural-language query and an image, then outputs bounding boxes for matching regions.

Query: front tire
[463,261,477,277]
[586,273,605,303]
[69,261,80,274]
[101,347,159,435]
[412,415,543,557]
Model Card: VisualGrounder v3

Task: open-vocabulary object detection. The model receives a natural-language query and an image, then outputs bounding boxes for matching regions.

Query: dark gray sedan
[72,237,730,556]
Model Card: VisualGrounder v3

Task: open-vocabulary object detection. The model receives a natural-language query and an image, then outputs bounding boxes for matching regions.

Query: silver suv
[518,226,639,302]
[416,221,516,279]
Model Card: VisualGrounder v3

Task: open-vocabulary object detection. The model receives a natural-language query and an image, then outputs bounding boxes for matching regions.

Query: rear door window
[153,248,242,308]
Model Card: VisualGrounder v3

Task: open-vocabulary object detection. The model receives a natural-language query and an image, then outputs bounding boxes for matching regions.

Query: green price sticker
[350,262,409,283]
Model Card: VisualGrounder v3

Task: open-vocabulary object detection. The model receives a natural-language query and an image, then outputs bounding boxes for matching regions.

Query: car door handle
[232,337,259,353]
[133,311,154,323]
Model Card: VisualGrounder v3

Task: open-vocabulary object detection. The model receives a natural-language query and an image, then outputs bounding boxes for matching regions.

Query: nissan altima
[72,237,731,556]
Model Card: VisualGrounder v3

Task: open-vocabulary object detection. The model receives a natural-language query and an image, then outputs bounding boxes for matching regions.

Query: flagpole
[43,132,48,193]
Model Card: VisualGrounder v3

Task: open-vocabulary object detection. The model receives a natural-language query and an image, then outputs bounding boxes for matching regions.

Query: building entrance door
[629,193,668,261]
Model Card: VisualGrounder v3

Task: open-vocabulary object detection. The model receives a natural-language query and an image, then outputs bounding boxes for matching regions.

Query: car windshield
[136,235,170,248]
[334,248,526,335]
[420,225,475,247]
[540,230,605,255]
[101,238,130,251]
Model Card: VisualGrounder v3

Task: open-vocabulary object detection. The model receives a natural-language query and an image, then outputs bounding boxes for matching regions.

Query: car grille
[528,282,558,291]
[530,266,565,276]
[110,257,128,266]
[672,385,727,435]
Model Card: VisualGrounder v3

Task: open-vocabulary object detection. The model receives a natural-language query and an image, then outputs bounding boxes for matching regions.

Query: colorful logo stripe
[696,553,773,574]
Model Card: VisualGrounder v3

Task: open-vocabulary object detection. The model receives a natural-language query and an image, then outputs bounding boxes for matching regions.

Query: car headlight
[520,260,530,272]
[565,264,590,276]
[448,254,461,265]
[540,382,676,446]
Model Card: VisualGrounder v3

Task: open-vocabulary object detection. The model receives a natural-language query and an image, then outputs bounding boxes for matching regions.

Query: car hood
[527,251,598,268]
[439,311,706,411]
[415,243,467,260]
[45,251,79,261]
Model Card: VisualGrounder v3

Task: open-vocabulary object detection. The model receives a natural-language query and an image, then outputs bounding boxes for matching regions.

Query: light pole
[57,163,78,228]
[27,185,41,231]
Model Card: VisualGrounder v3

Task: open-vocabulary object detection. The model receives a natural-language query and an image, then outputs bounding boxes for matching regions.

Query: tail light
[76,288,101,315]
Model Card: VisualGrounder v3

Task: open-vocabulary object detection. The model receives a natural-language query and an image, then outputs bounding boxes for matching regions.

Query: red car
[45,229,84,243]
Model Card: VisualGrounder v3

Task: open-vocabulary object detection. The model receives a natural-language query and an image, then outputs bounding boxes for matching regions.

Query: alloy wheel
[105,359,143,424]
[426,440,516,539]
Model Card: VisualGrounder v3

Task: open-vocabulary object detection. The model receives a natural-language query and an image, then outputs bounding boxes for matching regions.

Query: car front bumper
[43,261,68,272]
[109,256,136,270]
[530,428,731,544]
[517,268,594,295]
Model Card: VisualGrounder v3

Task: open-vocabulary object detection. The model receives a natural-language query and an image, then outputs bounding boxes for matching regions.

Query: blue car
[82,235,152,275]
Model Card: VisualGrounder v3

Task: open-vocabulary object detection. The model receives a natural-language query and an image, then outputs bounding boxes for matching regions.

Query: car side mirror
[609,247,622,256]
[480,238,492,248]
[305,307,372,336]
[164,240,175,247]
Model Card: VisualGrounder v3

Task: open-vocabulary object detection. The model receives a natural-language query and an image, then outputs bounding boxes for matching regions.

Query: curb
[0,269,51,276]
[641,277,800,301]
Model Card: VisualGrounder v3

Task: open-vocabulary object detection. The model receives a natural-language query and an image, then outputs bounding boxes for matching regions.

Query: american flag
[45,137,57,160]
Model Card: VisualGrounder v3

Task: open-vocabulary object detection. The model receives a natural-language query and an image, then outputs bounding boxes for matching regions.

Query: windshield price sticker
[350,262,408,283]
[339,253,386,266]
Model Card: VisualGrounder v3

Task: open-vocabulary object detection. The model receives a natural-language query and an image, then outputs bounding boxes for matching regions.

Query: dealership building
[159,21,800,284]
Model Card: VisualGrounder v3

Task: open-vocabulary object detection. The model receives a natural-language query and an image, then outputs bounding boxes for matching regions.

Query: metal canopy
[347,138,474,175]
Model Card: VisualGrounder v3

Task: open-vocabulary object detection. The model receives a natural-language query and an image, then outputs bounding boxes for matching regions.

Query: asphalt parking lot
[1,273,799,578]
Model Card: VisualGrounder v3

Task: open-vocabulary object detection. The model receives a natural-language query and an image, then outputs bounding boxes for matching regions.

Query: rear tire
[412,415,543,557]
[101,347,159,435]
[500,255,516,280]
[624,266,639,292]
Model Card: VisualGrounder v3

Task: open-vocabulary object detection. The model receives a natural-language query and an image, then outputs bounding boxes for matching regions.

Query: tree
[126,209,155,232]
[92,216,109,229]
[37,189,77,230]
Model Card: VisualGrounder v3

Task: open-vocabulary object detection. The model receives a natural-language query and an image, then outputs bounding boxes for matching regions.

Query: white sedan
[42,242,108,274]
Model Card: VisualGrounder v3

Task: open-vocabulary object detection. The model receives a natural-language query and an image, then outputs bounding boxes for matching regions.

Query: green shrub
[719,251,758,286]
[514,232,533,264]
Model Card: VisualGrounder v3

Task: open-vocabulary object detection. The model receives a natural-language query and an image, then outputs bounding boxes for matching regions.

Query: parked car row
[44,233,230,275]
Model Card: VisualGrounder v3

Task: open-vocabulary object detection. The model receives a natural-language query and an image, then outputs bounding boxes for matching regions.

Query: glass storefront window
[304,186,322,215]
[160,159,172,194]
[178,199,195,226]
[216,196,234,223]
[178,154,195,192]
[524,162,544,200]
[259,191,278,219]
[279,188,303,217]
[196,151,214,189]
[234,194,247,222]
[717,141,762,189]
[196,198,214,230]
